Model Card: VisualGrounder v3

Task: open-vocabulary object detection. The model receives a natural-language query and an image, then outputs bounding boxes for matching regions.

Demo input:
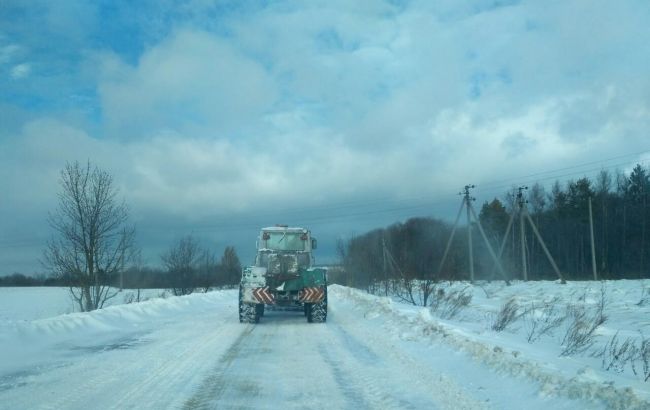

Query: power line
[136,147,650,230]
[129,155,650,234]
[2,149,649,249]
[479,148,650,189]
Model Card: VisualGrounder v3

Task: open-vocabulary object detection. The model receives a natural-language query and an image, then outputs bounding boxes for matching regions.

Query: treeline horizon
[1,243,242,290]
[335,164,650,289]
[0,264,239,289]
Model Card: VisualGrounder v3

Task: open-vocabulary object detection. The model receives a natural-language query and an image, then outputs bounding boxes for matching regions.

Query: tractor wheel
[238,285,244,323]
[239,285,259,324]
[308,291,327,323]
[241,303,259,323]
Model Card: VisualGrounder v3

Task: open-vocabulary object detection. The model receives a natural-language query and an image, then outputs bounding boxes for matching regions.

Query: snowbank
[330,283,650,410]
[0,287,171,322]
[0,290,236,376]
[2,290,232,339]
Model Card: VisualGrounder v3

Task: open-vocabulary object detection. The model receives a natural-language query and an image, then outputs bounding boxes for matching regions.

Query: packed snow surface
[0,281,649,409]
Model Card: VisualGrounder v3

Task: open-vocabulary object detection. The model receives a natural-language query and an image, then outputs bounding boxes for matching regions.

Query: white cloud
[5,1,650,213]
[10,63,31,79]
[3,0,650,272]
[97,30,278,139]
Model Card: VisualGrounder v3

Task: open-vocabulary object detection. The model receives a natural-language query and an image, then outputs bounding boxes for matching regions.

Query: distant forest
[334,165,650,289]
[0,264,239,289]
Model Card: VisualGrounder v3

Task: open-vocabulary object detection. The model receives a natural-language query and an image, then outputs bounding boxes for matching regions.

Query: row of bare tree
[160,237,240,296]
[0,273,68,287]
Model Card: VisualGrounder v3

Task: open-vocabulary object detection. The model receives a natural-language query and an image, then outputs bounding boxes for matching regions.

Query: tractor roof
[261,226,308,233]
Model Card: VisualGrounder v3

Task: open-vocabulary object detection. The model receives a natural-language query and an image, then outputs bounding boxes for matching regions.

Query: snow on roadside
[0,290,236,376]
[1,290,233,339]
[0,287,170,322]
[3,282,649,408]
[330,283,650,410]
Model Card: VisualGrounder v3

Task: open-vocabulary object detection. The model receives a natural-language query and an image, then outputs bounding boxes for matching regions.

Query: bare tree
[44,161,135,312]
[220,246,241,288]
[529,183,547,215]
[124,249,145,302]
[161,235,201,296]
[596,169,612,195]
[197,249,218,292]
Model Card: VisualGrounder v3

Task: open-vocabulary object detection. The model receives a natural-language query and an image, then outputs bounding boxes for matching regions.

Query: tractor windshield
[263,232,306,251]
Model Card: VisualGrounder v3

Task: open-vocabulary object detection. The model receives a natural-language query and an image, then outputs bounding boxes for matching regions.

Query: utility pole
[382,235,390,296]
[518,186,528,281]
[588,196,598,280]
[465,185,475,282]
[438,185,510,285]
[492,187,566,284]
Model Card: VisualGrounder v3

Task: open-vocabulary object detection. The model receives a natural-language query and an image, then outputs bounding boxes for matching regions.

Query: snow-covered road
[0,286,640,409]
[181,306,486,410]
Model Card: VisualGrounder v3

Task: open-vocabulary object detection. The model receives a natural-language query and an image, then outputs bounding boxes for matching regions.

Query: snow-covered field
[0,282,649,409]
[0,287,168,322]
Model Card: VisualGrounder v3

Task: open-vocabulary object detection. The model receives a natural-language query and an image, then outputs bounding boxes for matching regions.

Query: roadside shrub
[491,298,519,332]
[524,297,565,343]
[430,287,473,319]
[598,332,638,373]
[596,332,650,382]
[640,337,650,382]
[560,287,607,356]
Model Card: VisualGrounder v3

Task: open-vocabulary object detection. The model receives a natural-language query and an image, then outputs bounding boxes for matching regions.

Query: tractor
[239,226,327,323]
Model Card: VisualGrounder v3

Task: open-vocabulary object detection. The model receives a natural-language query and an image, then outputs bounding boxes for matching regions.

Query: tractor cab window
[256,250,311,269]
[263,232,306,251]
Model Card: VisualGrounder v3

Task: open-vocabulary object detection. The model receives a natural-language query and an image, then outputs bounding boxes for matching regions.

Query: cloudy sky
[1,0,650,274]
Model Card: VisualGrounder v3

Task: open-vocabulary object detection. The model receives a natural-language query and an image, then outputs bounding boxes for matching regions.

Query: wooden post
[588,196,598,280]
[467,196,474,282]
[525,212,566,283]
[469,204,511,285]
[520,207,527,281]
[490,207,517,280]
[436,199,465,278]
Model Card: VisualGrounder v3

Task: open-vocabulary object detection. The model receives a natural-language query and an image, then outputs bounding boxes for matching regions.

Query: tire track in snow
[108,312,245,410]
[181,294,484,410]
[320,301,485,410]
[316,317,421,409]
[317,341,418,410]
[181,312,347,410]
[316,343,378,409]
[182,325,257,409]
[184,307,434,409]
[327,294,487,410]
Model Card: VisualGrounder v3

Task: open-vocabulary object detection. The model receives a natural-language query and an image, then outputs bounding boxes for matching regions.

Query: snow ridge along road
[0,286,643,409]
